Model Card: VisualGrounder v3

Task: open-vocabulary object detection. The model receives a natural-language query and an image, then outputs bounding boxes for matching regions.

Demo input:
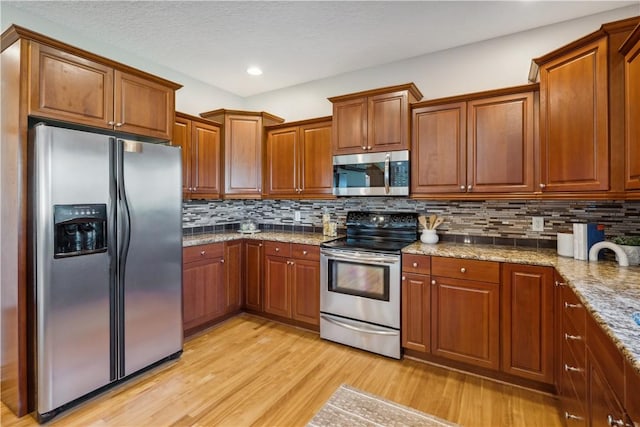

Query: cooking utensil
[432,217,444,229]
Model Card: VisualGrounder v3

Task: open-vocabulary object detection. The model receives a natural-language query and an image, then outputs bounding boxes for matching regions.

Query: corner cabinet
[264,117,333,198]
[532,17,639,196]
[501,264,554,384]
[199,109,284,198]
[328,83,422,155]
[173,112,221,200]
[411,85,536,198]
[29,41,179,140]
[620,24,640,194]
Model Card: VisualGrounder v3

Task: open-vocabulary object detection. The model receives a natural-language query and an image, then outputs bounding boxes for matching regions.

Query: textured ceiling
[5,1,638,97]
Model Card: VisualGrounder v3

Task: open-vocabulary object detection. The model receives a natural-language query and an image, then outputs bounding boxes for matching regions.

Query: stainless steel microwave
[333,150,409,196]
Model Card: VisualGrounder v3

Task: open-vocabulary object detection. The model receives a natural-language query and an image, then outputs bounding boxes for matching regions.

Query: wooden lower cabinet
[502,264,554,384]
[224,240,243,313]
[263,242,319,327]
[244,240,263,312]
[401,272,430,353]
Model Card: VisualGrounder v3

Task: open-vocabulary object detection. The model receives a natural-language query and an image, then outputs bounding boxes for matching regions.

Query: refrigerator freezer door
[118,140,183,377]
[33,125,113,415]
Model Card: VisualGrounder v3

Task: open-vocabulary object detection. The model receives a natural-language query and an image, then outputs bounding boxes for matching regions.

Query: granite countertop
[182,232,640,375]
[403,241,640,376]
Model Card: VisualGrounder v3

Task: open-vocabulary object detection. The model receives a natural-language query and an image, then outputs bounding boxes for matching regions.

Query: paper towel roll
[557,232,574,257]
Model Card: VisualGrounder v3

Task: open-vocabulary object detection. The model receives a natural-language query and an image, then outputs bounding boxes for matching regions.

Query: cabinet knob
[565,412,584,421]
[367,146,372,150]
[467,184,472,191]
[402,276,406,281]
[259,243,263,247]
[564,364,583,373]
[362,146,367,150]
[221,259,225,263]
[115,122,123,127]
[565,302,582,309]
[607,415,627,427]
[540,183,546,189]
[303,250,308,255]
[107,121,115,126]
[431,280,436,285]
[412,262,418,267]
[275,247,280,252]
[564,333,582,342]
[460,267,466,273]
[554,280,565,287]
[200,251,206,256]
[460,185,466,191]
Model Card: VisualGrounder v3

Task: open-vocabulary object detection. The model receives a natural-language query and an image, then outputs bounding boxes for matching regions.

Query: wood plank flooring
[1,314,563,426]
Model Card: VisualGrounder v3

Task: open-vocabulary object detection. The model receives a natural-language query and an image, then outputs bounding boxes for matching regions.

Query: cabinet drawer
[183,243,223,264]
[562,286,586,338]
[587,314,625,401]
[402,254,430,274]
[291,244,320,261]
[560,385,588,427]
[264,241,292,257]
[432,257,499,283]
[562,334,587,403]
[563,314,586,369]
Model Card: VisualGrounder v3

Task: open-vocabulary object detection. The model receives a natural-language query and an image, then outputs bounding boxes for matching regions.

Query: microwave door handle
[384,153,390,194]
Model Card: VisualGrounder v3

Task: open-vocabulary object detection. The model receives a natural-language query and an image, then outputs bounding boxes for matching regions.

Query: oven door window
[327,259,390,301]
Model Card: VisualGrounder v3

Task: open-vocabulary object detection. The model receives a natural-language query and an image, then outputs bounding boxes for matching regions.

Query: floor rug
[307,384,460,427]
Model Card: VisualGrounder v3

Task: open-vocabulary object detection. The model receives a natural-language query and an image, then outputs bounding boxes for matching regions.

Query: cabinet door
[265,127,298,196]
[114,70,174,140]
[502,264,554,383]
[244,241,263,312]
[401,272,430,353]
[191,121,221,198]
[264,255,291,318]
[182,257,224,332]
[626,360,640,425]
[224,240,243,313]
[368,90,409,151]
[332,97,367,155]
[411,103,467,194]
[624,35,640,190]
[299,121,333,196]
[172,117,192,196]
[467,92,535,193]
[539,37,609,192]
[588,353,628,427]
[291,258,320,326]
[29,43,114,129]
[431,276,500,370]
[224,115,263,196]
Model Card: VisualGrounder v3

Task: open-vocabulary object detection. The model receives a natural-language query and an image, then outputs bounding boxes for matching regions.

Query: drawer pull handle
[565,302,582,309]
[565,412,583,421]
[412,262,418,267]
[554,280,565,287]
[564,364,583,373]
[607,415,628,427]
[565,333,582,341]
[200,251,206,256]
[460,267,466,273]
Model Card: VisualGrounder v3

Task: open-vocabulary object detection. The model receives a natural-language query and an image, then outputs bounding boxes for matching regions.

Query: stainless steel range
[320,211,418,359]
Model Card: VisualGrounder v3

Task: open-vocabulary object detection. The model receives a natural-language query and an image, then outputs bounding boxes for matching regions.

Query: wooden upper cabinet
[29,43,114,129]
[329,83,422,155]
[200,109,284,199]
[28,39,179,140]
[173,112,221,200]
[620,24,640,192]
[411,102,467,194]
[114,71,174,140]
[537,37,609,193]
[411,85,536,198]
[264,117,333,198]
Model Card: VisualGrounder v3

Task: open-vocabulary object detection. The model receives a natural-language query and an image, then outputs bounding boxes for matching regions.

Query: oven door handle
[322,250,399,265]
[321,315,398,336]
[384,152,390,194]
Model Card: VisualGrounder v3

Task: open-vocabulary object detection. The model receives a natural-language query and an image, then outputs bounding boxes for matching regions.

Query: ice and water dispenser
[53,204,107,258]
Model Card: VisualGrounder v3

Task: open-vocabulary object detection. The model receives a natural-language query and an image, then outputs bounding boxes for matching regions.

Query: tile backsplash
[183,198,640,247]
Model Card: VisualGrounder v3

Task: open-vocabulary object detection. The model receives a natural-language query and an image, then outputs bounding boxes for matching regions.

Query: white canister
[557,232,574,257]
[421,229,439,244]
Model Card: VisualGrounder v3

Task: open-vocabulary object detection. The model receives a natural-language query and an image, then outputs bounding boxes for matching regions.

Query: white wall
[244,4,640,121]
[0,3,245,115]
[2,3,638,120]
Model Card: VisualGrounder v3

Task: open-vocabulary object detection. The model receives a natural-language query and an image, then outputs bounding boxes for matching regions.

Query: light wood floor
[1,314,563,426]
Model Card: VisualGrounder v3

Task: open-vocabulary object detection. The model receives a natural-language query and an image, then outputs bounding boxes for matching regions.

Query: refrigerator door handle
[108,137,118,381]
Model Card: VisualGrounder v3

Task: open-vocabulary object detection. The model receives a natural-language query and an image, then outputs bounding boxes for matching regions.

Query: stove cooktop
[321,237,412,254]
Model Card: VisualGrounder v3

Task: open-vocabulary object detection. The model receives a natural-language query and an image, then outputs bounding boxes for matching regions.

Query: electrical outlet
[532,216,544,232]
[294,211,301,222]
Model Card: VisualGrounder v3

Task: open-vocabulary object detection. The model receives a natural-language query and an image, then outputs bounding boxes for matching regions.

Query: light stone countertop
[403,241,640,376]
[182,232,640,375]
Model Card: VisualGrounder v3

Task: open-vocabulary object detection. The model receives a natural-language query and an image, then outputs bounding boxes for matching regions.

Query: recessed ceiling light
[247,66,263,76]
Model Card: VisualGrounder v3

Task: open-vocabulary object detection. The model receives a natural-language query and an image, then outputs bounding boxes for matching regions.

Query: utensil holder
[421,229,439,244]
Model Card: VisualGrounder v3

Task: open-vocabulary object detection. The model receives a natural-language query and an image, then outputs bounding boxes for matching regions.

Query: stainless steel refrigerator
[32,124,183,422]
